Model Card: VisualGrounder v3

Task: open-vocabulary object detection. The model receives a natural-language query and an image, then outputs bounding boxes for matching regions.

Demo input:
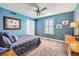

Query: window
[45,19,54,34]
[26,20,35,35]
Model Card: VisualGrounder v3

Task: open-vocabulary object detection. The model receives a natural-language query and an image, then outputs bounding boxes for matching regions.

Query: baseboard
[40,37,64,43]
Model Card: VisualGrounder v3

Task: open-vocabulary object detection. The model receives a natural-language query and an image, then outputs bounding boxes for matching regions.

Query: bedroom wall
[0,7,34,36]
[35,12,73,40]
[73,4,79,35]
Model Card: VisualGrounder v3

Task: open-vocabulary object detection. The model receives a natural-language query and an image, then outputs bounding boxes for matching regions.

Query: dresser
[64,35,79,56]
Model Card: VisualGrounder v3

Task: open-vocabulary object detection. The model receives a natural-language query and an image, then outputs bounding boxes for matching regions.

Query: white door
[26,20,35,35]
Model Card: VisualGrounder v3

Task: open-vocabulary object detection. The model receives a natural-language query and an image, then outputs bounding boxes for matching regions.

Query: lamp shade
[70,22,76,28]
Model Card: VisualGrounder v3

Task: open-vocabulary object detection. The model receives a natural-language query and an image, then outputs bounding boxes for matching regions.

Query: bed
[11,35,41,56]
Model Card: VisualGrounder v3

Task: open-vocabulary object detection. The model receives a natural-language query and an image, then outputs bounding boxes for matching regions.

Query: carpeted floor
[26,38,67,56]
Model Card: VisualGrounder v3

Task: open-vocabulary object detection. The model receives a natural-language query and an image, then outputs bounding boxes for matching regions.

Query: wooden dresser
[64,35,79,56]
[0,50,17,56]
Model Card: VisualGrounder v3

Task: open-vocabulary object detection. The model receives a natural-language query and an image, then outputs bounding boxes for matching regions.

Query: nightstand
[0,49,17,56]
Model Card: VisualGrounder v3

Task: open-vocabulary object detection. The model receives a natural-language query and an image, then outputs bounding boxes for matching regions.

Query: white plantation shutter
[31,20,35,35]
[45,20,49,34]
[26,20,35,35]
[45,19,54,34]
[26,20,30,34]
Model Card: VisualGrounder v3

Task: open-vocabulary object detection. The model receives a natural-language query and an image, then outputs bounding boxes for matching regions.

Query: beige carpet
[26,38,67,56]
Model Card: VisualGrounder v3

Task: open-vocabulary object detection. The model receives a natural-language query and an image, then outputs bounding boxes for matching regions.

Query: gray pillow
[3,32,15,43]
[2,35,12,47]
[12,35,18,41]
[0,47,8,54]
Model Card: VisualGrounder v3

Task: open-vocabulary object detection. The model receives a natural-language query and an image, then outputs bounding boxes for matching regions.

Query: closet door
[26,20,35,35]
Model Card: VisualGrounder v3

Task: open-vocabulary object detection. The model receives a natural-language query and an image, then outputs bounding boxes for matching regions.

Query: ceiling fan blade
[28,3,38,8]
[40,13,44,15]
[40,7,47,11]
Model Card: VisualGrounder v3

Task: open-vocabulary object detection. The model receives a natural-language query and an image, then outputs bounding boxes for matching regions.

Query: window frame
[44,19,54,35]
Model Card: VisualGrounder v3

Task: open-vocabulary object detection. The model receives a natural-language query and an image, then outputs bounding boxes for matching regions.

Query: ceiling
[0,3,77,18]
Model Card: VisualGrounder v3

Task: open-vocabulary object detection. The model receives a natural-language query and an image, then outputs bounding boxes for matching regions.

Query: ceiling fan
[34,6,47,16]
[27,3,47,16]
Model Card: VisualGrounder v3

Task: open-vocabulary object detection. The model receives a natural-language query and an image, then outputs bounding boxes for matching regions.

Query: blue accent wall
[35,12,73,40]
[73,4,79,35]
[0,7,34,36]
[0,7,74,40]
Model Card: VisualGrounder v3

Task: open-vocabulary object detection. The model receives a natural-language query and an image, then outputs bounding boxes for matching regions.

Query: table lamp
[70,22,76,28]
[70,22,79,40]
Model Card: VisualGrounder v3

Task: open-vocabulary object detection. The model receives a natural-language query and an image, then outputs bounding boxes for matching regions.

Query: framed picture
[3,16,21,30]
[56,24,62,29]
[62,20,68,25]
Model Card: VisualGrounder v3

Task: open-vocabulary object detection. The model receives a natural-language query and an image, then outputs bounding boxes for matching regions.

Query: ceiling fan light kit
[28,3,47,16]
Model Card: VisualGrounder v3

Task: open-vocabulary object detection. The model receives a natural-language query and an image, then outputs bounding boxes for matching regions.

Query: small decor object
[62,20,68,25]
[62,25,68,28]
[74,35,79,41]
[3,16,21,30]
[56,24,62,29]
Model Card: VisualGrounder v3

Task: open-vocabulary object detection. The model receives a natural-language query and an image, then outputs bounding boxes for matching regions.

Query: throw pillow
[12,34,18,41]
[0,47,8,54]
[3,32,15,43]
[0,33,6,47]
[2,35,12,48]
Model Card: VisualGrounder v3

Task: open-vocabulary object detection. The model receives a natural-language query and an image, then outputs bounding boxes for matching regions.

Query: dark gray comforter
[11,35,41,56]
